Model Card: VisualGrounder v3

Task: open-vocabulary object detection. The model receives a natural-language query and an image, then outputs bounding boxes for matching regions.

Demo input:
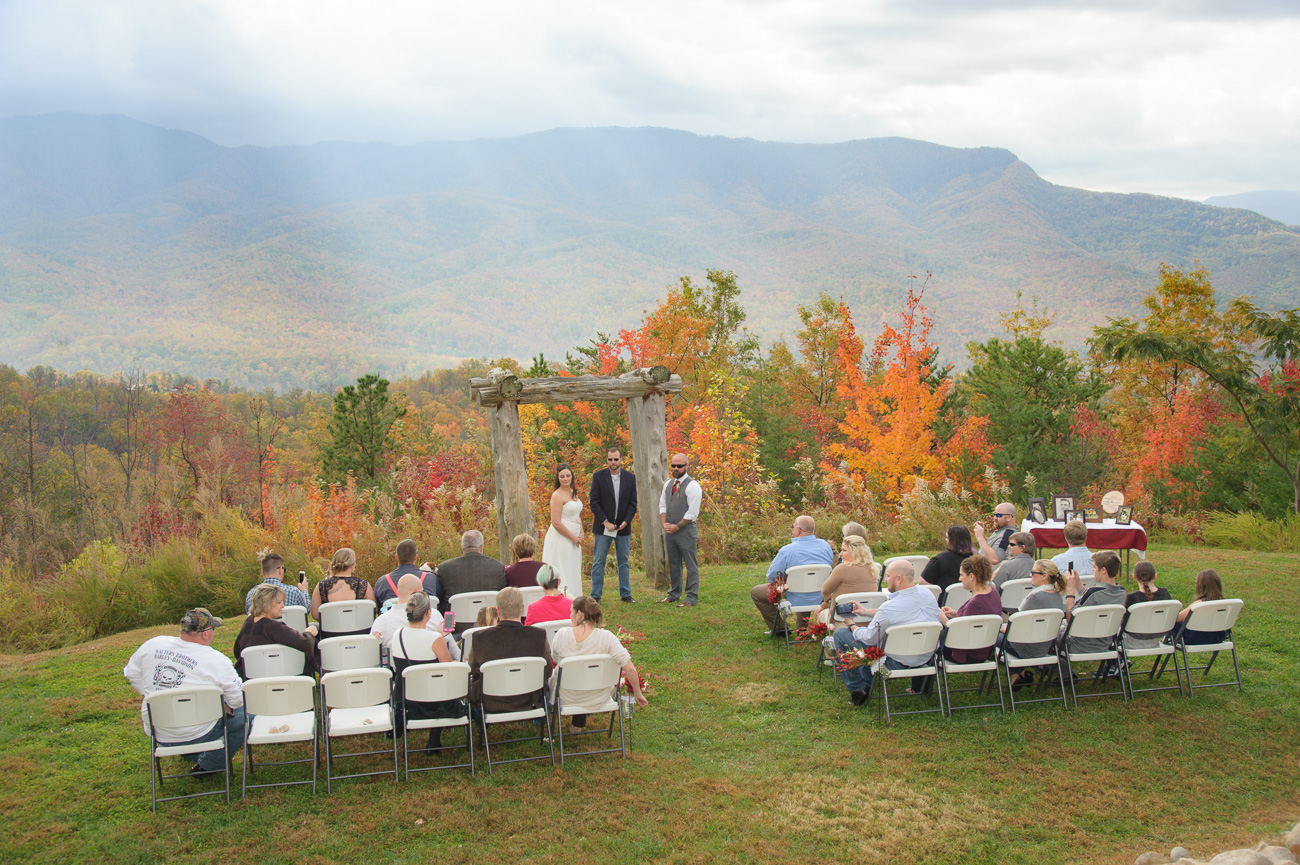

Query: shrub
[139,538,212,622]
[1201,511,1300,552]
[42,540,141,641]
[0,560,78,651]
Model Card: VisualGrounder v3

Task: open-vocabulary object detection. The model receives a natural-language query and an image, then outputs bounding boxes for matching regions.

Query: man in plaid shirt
[244,552,310,614]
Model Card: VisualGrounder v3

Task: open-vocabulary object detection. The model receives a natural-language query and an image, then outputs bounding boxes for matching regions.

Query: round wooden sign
[1101,490,1125,514]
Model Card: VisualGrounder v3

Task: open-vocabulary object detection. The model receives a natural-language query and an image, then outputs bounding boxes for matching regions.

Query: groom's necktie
[672,480,680,496]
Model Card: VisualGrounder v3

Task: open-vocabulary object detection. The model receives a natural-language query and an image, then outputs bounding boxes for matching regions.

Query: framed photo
[1052,495,1077,522]
[1083,507,1101,522]
[1115,504,1134,526]
[1064,509,1084,524]
[1027,497,1048,525]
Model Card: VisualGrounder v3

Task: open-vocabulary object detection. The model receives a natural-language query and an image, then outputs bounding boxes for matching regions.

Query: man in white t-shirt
[122,608,246,777]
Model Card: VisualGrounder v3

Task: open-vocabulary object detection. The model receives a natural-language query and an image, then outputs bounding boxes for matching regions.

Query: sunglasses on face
[671,464,686,469]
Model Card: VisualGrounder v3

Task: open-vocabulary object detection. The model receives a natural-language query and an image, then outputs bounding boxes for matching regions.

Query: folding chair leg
[1231,647,1243,691]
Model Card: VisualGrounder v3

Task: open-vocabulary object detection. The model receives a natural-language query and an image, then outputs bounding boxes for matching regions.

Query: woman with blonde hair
[816,535,880,625]
[308,547,376,620]
[1004,559,1066,687]
[233,582,319,678]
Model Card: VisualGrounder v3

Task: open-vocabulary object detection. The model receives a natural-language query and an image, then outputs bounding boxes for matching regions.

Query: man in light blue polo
[833,559,941,705]
[750,514,834,634]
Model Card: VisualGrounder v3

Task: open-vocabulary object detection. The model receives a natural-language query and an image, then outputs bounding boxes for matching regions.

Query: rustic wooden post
[472,365,680,584]
[478,368,533,557]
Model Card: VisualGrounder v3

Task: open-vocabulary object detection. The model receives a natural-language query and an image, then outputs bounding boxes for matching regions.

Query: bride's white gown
[542,498,584,597]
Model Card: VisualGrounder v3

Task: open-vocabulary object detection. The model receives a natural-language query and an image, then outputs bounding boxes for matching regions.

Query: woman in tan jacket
[815,535,881,624]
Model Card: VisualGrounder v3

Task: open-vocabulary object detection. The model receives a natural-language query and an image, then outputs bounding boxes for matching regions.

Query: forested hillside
[2,113,1298,388]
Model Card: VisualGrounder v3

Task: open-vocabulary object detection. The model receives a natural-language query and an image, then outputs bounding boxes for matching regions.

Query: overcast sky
[2,0,1298,200]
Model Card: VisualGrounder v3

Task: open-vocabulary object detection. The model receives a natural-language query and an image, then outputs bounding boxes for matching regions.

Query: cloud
[2,0,1298,199]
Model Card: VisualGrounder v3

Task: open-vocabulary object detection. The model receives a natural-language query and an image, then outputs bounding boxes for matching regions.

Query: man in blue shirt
[750,515,834,634]
[833,559,941,705]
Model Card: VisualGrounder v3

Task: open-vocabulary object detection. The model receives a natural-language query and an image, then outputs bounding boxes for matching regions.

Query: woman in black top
[233,583,319,678]
[1125,560,1171,607]
[920,525,973,590]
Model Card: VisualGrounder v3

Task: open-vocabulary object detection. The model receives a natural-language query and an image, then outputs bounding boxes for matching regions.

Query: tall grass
[1201,510,1300,552]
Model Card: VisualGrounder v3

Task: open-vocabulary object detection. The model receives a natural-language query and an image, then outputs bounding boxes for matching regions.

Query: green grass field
[2,545,1297,865]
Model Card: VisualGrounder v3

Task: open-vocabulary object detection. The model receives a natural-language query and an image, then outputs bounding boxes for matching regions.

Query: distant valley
[2,113,1298,390]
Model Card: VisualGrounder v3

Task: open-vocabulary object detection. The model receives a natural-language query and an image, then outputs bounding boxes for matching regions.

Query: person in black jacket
[588,447,638,603]
[467,587,553,713]
[233,583,319,678]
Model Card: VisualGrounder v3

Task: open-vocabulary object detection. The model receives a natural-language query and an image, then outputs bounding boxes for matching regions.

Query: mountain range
[2,113,1297,390]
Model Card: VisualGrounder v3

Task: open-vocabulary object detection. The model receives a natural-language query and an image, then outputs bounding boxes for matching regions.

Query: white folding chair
[241,676,317,798]
[478,656,555,773]
[554,654,626,765]
[939,615,1005,716]
[869,621,943,722]
[240,645,306,680]
[881,555,930,589]
[1119,600,1183,699]
[999,608,1068,713]
[144,685,230,810]
[1173,599,1245,696]
[518,586,545,609]
[318,600,376,638]
[318,636,381,674]
[999,579,1034,613]
[1059,604,1127,707]
[320,668,397,792]
[458,626,488,665]
[919,584,942,604]
[449,591,498,629]
[280,605,309,632]
[815,592,887,676]
[777,564,831,649]
[534,619,569,649]
[941,584,973,611]
[401,662,473,778]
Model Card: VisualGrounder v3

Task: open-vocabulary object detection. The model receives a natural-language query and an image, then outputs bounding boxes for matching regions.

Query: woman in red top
[525,564,574,624]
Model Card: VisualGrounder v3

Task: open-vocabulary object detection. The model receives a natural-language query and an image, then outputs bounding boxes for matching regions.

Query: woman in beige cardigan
[815,535,880,625]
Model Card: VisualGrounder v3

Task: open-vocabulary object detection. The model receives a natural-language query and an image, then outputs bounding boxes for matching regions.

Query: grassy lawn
[2,544,1298,865]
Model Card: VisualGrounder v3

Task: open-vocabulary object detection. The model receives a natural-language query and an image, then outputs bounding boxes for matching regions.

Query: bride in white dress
[542,463,584,597]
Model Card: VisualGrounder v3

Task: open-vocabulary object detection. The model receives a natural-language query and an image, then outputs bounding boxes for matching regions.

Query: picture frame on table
[1064,509,1084,523]
[1052,495,1077,522]
[1115,505,1134,526]
[1083,507,1101,522]
[1028,497,1048,524]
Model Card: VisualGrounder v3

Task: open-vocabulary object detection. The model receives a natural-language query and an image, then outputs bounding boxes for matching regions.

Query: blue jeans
[832,628,911,694]
[173,711,248,771]
[590,533,632,600]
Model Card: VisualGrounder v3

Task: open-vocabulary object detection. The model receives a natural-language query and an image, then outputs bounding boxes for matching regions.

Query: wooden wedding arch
[470,366,684,589]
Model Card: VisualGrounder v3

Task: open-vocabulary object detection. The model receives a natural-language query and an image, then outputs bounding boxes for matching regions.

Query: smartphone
[297,569,306,584]
[835,602,857,617]
[442,611,455,631]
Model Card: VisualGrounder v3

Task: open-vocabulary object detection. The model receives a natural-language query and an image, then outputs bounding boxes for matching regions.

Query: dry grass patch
[734,682,783,706]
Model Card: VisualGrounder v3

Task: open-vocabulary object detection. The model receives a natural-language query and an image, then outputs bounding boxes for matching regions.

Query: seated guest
[309,547,376,626]
[1175,568,1227,645]
[973,502,1018,564]
[467,587,553,714]
[1122,561,1174,651]
[919,525,973,591]
[123,608,245,778]
[435,530,507,614]
[750,515,835,634]
[841,521,869,544]
[389,592,463,753]
[1063,550,1127,655]
[815,535,880,625]
[1052,520,1094,576]
[993,532,1036,589]
[524,565,574,624]
[832,559,941,706]
[475,606,500,628]
[938,554,1002,663]
[1004,560,1067,687]
[245,550,310,614]
[233,583,320,678]
[503,534,546,588]
[375,538,442,611]
[550,596,648,734]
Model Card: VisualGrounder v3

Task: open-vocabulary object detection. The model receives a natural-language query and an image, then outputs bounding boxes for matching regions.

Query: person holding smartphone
[245,550,310,614]
[371,574,459,660]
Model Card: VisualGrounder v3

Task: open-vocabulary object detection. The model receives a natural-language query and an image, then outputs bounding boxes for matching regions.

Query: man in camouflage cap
[123,608,246,777]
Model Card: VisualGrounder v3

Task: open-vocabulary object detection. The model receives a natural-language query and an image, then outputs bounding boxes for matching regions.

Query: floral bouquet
[766,576,787,606]
[614,625,646,646]
[797,619,830,641]
[835,645,886,674]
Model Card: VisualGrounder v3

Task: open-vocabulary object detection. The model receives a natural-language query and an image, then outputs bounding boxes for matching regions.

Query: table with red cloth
[1022,518,1148,554]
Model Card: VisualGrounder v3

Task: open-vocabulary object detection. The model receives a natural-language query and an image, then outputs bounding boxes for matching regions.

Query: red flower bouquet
[835,645,885,673]
[766,577,787,606]
[797,620,830,641]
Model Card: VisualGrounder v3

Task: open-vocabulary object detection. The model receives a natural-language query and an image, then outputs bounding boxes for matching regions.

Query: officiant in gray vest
[589,447,638,603]
[658,452,701,607]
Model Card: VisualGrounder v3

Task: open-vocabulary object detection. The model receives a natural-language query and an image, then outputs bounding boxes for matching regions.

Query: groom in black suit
[589,447,638,602]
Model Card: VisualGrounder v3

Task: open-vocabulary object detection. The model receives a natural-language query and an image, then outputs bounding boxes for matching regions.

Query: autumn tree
[322,374,407,483]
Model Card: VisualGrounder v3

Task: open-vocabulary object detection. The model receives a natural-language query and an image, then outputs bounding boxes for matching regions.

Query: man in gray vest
[658,452,701,607]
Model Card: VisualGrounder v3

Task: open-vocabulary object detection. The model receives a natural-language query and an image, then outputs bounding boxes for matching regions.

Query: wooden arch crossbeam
[470,366,684,588]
